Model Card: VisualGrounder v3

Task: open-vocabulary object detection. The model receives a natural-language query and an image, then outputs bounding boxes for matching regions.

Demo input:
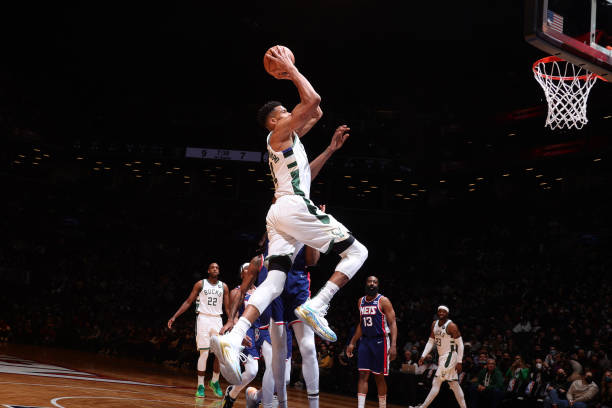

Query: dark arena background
[1,1,611,407]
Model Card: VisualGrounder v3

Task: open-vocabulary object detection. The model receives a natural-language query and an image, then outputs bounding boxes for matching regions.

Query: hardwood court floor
[0,344,401,408]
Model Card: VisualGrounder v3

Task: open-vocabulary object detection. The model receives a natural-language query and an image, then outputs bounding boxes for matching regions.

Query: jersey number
[208,297,218,306]
[363,316,373,327]
[435,338,442,347]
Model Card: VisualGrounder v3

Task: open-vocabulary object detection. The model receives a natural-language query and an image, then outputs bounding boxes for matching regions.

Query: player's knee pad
[248,270,286,313]
[335,237,368,280]
[268,255,292,273]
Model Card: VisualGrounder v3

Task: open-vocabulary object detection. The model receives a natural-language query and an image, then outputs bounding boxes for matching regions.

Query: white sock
[261,341,275,406]
[310,281,339,310]
[358,393,366,408]
[378,395,386,408]
[197,349,208,386]
[307,392,319,408]
[270,321,287,404]
[211,371,219,383]
[228,316,251,344]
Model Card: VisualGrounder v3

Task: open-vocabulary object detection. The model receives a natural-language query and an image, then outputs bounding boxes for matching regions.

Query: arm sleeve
[455,336,464,363]
[421,338,435,359]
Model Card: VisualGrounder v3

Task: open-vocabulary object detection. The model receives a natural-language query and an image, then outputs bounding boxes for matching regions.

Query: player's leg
[448,380,467,408]
[196,348,209,397]
[195,314,209,397]
[269,318,288,408]
[292,322,319,408]
[416,376,443,408]
[211,224,296,384]
[357,370,370,408]
[260,338,276,408]
[373,374,387,408]
[224,355,259,408]
[208,316,223,397]
[290,204,368,342]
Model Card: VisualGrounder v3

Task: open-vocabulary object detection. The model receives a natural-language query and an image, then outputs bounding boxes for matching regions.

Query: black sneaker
[222,385,236,408]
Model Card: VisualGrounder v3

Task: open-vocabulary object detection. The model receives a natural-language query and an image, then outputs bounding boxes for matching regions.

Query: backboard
[525,0,612,80]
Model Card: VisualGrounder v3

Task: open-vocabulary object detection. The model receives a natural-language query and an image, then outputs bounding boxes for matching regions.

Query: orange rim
[533,56,604,81]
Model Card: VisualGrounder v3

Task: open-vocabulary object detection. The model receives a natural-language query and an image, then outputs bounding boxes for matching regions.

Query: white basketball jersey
[433,319,456,356]
[196,279,224,315]
[267,132,312,199]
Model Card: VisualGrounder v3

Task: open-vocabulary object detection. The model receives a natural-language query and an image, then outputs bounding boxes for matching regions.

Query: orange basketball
[263,45,295,78]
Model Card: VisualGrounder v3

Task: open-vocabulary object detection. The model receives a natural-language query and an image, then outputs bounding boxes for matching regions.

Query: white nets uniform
[433,319,459,381]
[195,279,224,350]
[266,132,350,258]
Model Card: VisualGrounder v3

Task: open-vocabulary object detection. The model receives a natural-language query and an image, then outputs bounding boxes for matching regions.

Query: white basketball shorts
[266,195,351,258]
[196,314,222,350]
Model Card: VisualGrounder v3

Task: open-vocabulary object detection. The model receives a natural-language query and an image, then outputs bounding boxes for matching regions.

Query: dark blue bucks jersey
[359,294,389,337]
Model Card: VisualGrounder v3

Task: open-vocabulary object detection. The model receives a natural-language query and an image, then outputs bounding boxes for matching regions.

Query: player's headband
[438,305,449,313]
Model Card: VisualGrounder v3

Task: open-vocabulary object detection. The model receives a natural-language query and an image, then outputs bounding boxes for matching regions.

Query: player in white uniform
[211,46,368,397]
[168,262,230,398]
[410,305,467,408]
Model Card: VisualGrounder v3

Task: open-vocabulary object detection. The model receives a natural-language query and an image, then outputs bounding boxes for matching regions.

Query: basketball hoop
[532,56,603,130]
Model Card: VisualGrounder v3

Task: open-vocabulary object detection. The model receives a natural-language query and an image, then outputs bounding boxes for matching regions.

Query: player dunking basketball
[212,45,368,392]
[168,262,229,398]
[410,305,467,408]
[346,276,397,408]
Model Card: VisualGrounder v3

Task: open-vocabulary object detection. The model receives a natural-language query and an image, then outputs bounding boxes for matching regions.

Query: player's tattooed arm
[168,280,202,329]
[221,255,260,334]
[380,296,398,361]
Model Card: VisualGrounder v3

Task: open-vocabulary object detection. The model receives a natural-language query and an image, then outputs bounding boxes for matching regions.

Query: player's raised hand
[266,46,295,80]
[329,125,350,152]
[167,317,175,329]
[346,343,355,358]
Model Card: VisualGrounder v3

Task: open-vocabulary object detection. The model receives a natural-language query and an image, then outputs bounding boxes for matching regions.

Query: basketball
[263,45,295,78]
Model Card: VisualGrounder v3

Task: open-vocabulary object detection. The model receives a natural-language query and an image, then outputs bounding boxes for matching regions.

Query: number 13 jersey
[359,294,389,337]
[196,279,224,315]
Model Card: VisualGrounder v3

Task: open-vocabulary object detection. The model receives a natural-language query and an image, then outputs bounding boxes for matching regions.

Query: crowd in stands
[1,166,612,408]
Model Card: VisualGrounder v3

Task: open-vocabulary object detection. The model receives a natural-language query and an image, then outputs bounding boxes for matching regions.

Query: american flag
[547,10,564,33]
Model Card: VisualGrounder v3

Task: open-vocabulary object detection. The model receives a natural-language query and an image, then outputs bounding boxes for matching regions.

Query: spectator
[505,354,530,395]
[468,358,505,408]
[600,370,612,408]
[545,371,598,408]
[318,343,334,369]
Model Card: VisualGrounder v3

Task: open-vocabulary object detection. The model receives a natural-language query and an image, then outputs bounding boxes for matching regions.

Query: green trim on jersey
[302,197,330,224]
[290,170,305,197]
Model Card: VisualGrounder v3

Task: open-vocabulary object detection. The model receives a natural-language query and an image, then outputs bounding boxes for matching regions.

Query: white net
[533,56,599,130]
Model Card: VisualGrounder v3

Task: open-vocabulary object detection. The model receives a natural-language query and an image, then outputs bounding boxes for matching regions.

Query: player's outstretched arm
[309,125,350,181]
[380,296,398,361]
[167,280,202,329]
